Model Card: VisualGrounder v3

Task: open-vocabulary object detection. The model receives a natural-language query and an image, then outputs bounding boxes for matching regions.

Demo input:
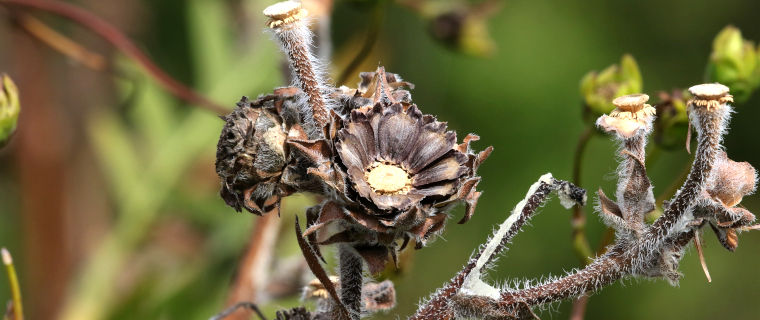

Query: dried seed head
[612,93,650,113]
[707,151,757,207]
[596,93,656,138]
[264,1,308,28]
[688,83,734,110]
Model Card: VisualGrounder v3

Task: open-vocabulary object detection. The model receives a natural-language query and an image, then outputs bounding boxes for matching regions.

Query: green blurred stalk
[2,248,23,320]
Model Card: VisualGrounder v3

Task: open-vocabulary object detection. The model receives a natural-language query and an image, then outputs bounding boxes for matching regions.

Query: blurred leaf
[706,26,760,103]
[580,54,642,116]
[0,74,20,147]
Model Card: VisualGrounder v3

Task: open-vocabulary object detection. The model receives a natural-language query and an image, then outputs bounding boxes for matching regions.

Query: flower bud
[0,74,20,147]
[580,54,642,116]
[428,2,499,57]
[706,26,760,103]
[652,89,689,149]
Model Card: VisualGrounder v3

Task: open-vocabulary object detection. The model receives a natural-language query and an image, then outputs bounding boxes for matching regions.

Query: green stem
[2,248,23,320]
[571,126,594,265]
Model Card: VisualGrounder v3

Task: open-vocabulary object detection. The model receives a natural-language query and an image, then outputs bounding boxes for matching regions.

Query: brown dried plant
[213,2,758,319]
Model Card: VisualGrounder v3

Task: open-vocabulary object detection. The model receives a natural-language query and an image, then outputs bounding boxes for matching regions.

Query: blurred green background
[1,0,760,319]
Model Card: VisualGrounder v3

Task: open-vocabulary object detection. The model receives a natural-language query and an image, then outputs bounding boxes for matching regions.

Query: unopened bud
[706,26,760,103]
[0,74,20,147]
[580,54,643,116]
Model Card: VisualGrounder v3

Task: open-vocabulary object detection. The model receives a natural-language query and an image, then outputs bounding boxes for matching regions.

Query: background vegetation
[1,0,760,319]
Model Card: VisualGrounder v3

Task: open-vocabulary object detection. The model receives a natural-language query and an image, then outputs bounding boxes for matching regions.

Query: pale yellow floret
[365,162,412,195]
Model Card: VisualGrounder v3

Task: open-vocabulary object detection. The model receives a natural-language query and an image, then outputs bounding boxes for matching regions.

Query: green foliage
[0,74,19,147]
[706,26,760,103]
[580,54,642,116]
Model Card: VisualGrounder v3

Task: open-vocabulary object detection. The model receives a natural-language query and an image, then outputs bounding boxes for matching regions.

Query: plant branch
[2,248,23,320]
[0,0,227,114]
[411,174,587,320]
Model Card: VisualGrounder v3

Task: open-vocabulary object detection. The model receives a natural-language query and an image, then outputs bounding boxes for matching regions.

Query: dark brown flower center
[364,161,412,195]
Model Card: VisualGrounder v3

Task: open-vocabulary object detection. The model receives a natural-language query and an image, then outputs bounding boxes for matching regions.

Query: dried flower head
[216,88,320,215]
[263,0,308,28]
[293,69,491,273]
[708,150,757,207]
[688,83,734,110]
[596,93,656,138]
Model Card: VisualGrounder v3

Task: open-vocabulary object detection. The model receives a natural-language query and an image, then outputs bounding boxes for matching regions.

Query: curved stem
[0,0,227,114]
[571,126,594,264]
[2,248,23,320]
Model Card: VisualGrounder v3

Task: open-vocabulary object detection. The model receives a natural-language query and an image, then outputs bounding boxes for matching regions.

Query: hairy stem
[339,246,363,320]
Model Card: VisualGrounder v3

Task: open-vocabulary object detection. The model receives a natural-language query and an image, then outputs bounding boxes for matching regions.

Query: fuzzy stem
[497,101,730,311]
[411,175,586,320]
[268,12,329,128]
[651,104,728,235]
[339,246,363,320]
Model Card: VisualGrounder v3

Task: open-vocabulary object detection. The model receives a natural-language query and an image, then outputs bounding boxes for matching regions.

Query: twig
[10,13,106,71]
[570,125,594,265]
[410,174,586,320]
[2,248,23,320]
[224,213,281,320]
[209,302,267,320]
[0,0,227,114]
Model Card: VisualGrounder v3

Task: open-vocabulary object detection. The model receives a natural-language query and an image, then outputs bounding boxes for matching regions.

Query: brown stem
[497,103,729,312]
[11,13,107,71]
[0,0,228,114]
[223,213,281,320]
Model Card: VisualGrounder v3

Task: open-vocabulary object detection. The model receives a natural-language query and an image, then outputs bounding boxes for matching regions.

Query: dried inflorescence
[213,1,758,319]
[215,2,492,318]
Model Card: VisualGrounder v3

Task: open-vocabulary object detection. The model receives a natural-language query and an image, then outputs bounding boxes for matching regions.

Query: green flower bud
[706,26,760,103]
[580,54,642,117]
[0,74,20,147]
[428,2,499,57]
[653,89,689,149]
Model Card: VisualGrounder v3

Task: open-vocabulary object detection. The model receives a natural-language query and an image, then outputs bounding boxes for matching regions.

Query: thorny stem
[339,246,363,320]
[0,0,227,114]
[2,248,23,320]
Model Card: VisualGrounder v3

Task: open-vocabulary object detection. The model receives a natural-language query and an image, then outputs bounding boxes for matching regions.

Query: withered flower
[216,87,319,215]
[299,69,491,273]
[596,93,656,138]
